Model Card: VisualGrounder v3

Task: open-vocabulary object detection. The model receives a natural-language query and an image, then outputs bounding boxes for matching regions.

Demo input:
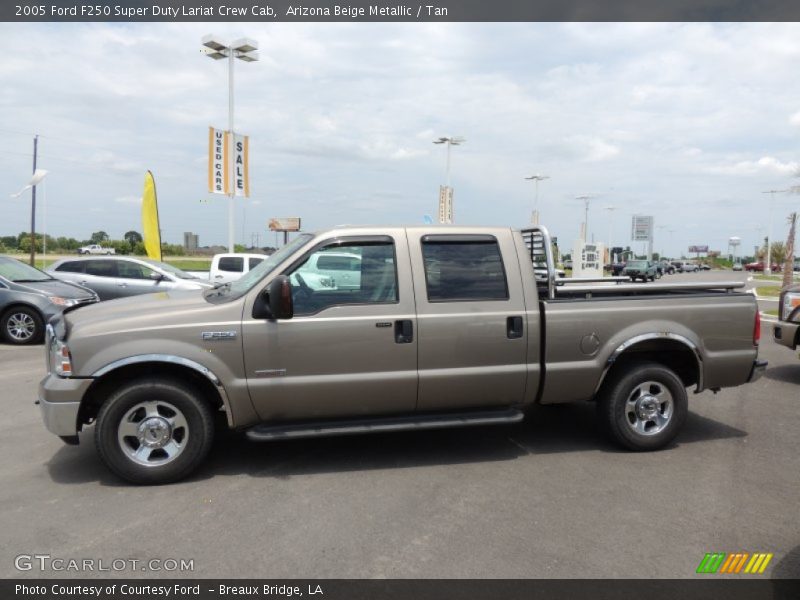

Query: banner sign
[689,245,709,253]
[631,215,653,242]
[208,127,249,196]
[233,133,250,197]
[269,218,301,232]
[438,185,453,224]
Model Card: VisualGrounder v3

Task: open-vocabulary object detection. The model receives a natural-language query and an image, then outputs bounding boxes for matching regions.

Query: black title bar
[5,0,800,22]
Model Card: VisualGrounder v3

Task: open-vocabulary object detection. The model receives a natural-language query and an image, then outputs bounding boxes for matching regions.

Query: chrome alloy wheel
[6,312,36,342]
[117,400,189,467]
[624,381,673,436]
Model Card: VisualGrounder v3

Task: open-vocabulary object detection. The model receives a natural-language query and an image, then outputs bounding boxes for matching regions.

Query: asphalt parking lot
[0,271,798,580]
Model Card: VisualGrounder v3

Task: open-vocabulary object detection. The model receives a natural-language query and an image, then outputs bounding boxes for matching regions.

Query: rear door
[407,231,530,411]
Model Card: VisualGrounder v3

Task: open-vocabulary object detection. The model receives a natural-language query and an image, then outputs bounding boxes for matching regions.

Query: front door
[242,231,418,421]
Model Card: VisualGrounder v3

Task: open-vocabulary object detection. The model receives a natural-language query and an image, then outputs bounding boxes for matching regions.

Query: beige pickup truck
[38,226,766,484]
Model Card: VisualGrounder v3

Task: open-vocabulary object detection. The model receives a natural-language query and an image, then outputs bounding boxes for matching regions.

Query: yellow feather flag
[141,171,162,261]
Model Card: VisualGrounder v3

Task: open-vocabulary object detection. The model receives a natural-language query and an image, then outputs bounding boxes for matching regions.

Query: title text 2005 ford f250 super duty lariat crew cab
[38,226,766,484]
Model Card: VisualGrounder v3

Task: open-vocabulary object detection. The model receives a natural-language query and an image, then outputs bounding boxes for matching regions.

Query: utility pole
[525,174,549,225]
[29,135,39,267]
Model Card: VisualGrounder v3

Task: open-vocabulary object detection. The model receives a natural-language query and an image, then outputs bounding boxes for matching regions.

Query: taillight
[753,310,761,346]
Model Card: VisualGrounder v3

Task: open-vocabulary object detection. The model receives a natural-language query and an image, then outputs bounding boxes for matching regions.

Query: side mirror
[149,272,165,282]
[253,275,293,320]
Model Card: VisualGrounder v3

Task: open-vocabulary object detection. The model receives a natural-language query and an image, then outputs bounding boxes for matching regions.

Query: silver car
[48,256,213,301]
[0,257,97,344]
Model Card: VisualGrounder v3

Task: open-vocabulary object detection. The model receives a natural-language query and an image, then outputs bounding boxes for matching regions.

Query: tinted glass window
[288,241,397,315]
[55,261,85,274]
[218,257,244,273]
[248,257,263,270]
[422,240,508,302]
[117,261,156,280]
[85,260,118,278]
[316,255,360,271]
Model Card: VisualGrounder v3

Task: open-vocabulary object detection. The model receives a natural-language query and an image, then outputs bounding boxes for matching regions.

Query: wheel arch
[80,356,232,428]
[595,333,703,395]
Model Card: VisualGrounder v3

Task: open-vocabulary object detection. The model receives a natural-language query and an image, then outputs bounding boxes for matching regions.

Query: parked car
[657,261,675,275]
[77,244,115,255]
[670,261,684,273]
[38,224,765,484]
[744,262,779,272]
[186,253,266,285]
[732,263,743,272]
[698,263,712,271]
[773,284,800,359]
[622,260,657,282]
[48,257,213,301]
[0,257,97,345]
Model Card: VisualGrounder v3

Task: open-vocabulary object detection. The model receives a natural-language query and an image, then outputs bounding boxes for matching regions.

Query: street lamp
[10,167,48,266]
[433,136,465,224]
[525,174,549,226]
[575,195,595,242]
[202,34,259,252]
[603,205,616,259]
[762,189,791,275]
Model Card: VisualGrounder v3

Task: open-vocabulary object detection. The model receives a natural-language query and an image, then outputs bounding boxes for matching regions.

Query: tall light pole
[202,34,259,252]
[525,174,549,225]
[433,136,465,224]
[603,205,616,259]
[762,189,789,275]
[575,195,594,242]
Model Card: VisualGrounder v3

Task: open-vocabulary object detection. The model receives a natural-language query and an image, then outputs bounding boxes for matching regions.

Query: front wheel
[1,306,44,345]
[95,378,215,484]
[597,361,688,451]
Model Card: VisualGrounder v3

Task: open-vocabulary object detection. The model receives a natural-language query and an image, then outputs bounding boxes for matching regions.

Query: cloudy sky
[1,22,799,257]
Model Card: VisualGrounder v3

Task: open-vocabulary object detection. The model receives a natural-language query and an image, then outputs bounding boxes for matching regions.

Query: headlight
[781,292,800,322]
[48,296,80,307]
[47,330,73,377]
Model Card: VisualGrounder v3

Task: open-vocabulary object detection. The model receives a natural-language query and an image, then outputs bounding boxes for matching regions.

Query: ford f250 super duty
[37,226,766,484]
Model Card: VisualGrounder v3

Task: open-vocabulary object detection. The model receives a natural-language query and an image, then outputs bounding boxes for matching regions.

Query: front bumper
[37,375,93,438]
[773,321,799,351]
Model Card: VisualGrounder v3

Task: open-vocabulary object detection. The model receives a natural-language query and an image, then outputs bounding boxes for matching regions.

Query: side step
[246,408,525,442]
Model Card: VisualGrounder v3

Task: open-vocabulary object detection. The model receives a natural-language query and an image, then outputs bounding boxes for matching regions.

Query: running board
[246,408,525,442]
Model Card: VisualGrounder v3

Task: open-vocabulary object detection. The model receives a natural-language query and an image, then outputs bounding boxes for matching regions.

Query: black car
[0,257,98,344]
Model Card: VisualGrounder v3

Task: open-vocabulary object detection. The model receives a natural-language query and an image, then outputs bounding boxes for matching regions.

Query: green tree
[124,230,143,245]
[90,230,110,244]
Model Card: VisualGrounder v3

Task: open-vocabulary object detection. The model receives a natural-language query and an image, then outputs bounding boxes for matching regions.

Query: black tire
[1,306,44,345]
[597,361,688,451]
[95,378,215,484]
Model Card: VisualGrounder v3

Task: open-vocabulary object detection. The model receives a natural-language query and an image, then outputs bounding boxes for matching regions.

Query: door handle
[507,316,523,339]
[394,319,413,344]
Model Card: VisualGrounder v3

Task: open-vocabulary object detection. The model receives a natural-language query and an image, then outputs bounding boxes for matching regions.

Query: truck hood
[64,290,224,339]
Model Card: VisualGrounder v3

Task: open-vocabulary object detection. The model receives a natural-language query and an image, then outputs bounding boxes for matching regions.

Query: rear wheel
[1,306,43,345]
[597,361,688,451]
[95,378,214,484]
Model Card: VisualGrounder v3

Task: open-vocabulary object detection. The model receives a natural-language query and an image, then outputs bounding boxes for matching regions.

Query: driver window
[286,241,398,316]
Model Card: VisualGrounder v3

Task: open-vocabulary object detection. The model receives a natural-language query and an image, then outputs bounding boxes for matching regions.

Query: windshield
[0,258,53,282]
[212,234,314,300]
[626,261,647,269]
[139,258,199,280]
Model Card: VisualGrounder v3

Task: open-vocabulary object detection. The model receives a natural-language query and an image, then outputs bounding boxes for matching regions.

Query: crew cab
[77,244,115,255]
[37,225,766,484]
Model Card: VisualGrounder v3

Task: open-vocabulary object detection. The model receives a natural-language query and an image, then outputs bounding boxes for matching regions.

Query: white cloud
[113,195,141,205]
[707,156,800,177]
[790,110,800,127]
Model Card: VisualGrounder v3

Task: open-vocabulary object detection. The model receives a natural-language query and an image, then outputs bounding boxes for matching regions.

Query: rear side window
[55,261,85,273]
[117,261,156,280]
[85,260,118,278]
[248,257,263,270]
[218,257,244,273]
[422,238,509,302]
